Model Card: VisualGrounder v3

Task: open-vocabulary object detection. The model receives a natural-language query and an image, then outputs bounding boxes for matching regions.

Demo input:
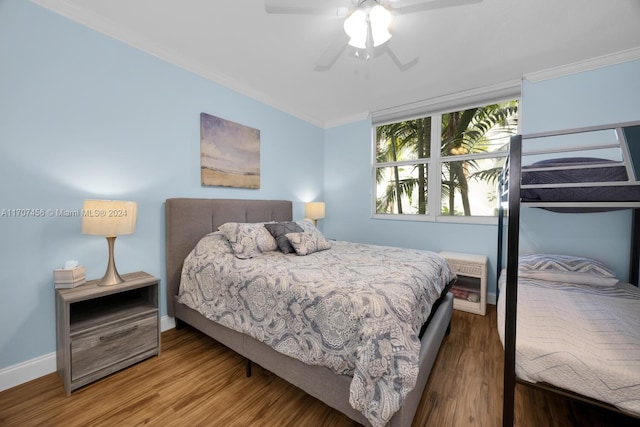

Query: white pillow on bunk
[518,254,619,287]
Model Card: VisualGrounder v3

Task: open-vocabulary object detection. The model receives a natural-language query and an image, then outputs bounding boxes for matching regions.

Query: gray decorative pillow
[296,219,319,234]
[264,221,303,254]
[218,222,278,259]
[285,231,331,256]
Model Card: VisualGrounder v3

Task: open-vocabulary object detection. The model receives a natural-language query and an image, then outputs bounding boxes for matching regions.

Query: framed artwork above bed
[200,112,260,189]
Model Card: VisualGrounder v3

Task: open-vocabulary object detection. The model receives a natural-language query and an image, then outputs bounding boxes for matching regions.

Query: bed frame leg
[446,321,452,336]
[175,318,186,330]
[246,359,252,377]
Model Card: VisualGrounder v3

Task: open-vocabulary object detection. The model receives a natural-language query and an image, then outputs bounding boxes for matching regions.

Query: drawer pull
[100,325,138,342]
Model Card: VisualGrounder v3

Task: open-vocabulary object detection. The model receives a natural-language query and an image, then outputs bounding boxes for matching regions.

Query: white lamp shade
[82,200,137,236]
[369,4,392,47]
[305,202,326,220]
[344,9,367,49]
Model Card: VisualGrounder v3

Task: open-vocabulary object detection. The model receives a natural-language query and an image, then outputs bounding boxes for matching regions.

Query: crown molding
[370,79,522,125]
[324,111,372,129]
[524,47,640,83]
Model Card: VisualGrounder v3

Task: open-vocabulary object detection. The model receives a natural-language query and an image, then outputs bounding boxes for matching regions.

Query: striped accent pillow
[518,254,619,287]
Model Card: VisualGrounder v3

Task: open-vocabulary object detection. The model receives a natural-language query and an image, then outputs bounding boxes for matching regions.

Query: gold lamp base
[98,236,125,286]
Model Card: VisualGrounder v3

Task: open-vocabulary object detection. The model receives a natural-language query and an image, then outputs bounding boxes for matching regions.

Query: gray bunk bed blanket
[521,157,640,204]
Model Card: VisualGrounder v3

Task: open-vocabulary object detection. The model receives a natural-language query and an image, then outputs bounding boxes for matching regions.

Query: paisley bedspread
[178,232,455,427]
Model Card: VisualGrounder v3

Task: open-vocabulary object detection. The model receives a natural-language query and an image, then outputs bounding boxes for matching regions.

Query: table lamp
[305,202,325,226]
[82,199,137,286]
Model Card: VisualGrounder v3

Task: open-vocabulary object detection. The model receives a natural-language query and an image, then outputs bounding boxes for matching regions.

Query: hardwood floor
[0,306,636,426]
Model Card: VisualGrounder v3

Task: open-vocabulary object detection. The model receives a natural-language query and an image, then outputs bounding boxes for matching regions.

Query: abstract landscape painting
[200,112,260,189]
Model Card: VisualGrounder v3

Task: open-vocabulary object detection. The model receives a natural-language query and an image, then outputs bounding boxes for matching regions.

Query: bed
[165,198,455,427]
[496,255,640,417]
[496,121,640,426]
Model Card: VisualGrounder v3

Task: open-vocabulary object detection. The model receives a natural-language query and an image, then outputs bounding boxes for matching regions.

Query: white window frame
[371,82,521,225]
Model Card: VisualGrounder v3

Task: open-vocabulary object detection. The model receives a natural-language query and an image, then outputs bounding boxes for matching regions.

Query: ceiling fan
[264,0,483,71]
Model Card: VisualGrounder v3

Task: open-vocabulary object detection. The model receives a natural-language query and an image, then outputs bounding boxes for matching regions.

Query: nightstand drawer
[71,312,157,381]
[448,262,483,277]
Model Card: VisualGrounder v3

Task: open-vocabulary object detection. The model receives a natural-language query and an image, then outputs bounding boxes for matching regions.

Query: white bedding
[497,270,640,416]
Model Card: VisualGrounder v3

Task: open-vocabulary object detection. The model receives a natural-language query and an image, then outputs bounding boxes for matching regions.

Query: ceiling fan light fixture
[344,2,392,53]
[369,4,392,46]
[344,9,367,49]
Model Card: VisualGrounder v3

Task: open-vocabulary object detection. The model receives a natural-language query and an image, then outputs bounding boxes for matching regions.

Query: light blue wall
[0,0,323,369]
[521,61,640,133]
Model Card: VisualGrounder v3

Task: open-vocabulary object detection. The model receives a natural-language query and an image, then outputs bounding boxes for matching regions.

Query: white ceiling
[32,0,640,128]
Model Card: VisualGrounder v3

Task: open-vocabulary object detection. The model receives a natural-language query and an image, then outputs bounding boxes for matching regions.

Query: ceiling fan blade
[265,0,351,16]
[372,41,419,71]
[314,34,349,72]
[386,46,419,72]
[389,0,483,14]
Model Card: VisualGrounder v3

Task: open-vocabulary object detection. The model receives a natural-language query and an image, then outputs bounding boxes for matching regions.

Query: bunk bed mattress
[497,272,640,416]
[178,233,456,427]
[521,157,640,203]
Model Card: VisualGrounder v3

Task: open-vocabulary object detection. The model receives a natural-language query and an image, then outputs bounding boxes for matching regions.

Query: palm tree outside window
[375,100,518,219]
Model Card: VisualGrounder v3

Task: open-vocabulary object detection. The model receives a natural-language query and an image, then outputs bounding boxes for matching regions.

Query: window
[374,100,518,221]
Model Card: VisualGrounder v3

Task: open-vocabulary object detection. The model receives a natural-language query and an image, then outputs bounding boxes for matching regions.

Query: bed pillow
[263,221,303,253]
[286,231,331,256]
[192,231,233,256]
[293,219,332,254]
[218,222,278,259]
[518,253,619,287]
[296,219,323,235]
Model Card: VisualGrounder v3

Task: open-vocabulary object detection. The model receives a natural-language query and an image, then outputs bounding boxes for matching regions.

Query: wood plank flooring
[0,306,636,426]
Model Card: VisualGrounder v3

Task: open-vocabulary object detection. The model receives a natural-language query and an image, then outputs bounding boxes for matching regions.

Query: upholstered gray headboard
[165,198,293,317]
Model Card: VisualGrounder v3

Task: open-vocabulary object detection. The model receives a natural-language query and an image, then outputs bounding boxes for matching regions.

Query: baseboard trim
[161,314,176,331]
[0,315,175,392]
[488,292,496,306]
[0,352,56,392]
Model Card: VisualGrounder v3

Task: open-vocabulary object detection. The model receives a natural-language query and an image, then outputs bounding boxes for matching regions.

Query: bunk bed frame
[496,120,640,426]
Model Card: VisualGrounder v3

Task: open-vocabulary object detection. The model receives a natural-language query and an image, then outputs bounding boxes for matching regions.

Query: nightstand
[55,271,160,394]
[439,252,487,316]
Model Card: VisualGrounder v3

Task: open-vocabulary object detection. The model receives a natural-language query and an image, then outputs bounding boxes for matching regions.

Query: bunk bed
[496,121,640,426]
